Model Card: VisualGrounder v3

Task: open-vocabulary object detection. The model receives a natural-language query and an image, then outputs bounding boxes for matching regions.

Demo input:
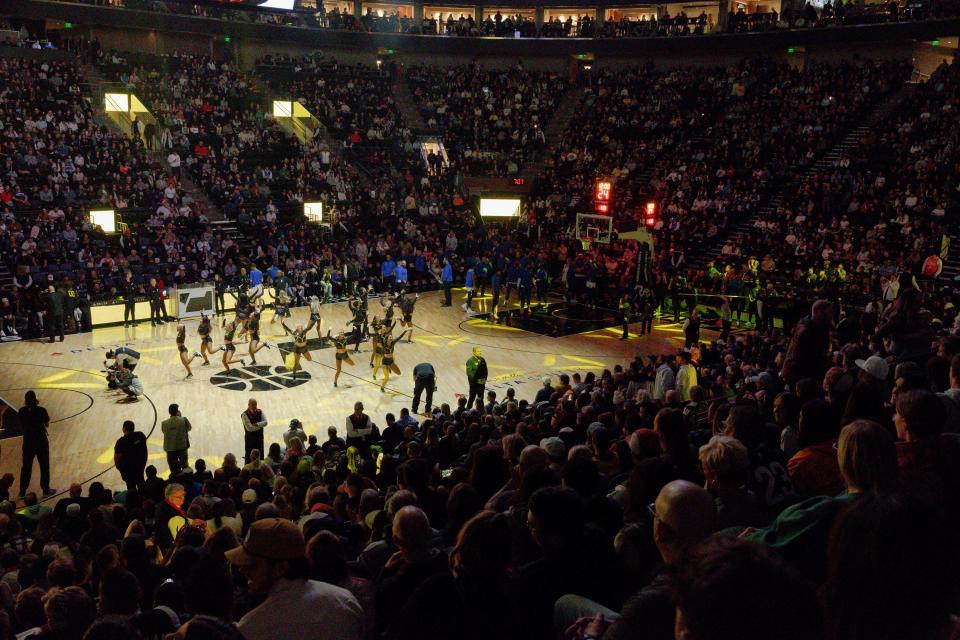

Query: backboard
[575,213,613,249]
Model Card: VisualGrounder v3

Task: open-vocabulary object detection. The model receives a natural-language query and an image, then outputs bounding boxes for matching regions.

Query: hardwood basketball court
[0,290,684,499]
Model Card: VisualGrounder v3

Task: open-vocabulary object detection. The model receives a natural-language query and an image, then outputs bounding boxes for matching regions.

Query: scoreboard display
[594,179,612,214]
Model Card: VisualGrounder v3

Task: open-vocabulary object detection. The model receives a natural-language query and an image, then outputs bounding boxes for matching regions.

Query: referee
[412,362,436,415]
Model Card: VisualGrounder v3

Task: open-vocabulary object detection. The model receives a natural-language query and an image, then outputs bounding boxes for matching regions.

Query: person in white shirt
[676,351,698,402]
[242,398,268,464]
[226,518,362,640]
[167,151,181,177]
[345,401,374,449]
[653,355,676,401]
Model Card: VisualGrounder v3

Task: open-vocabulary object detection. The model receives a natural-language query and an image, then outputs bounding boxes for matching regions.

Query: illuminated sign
[104,93,130,113]
[256,0,296,8]
[304,202,324,224]
[90,210,116,233]
[644,201,656,227]
[480,198,521,218]
[104,93,149,114]
[272,100,293,118]
[272,100,312,118]
[594,180,613,215]
[595,180,612,203]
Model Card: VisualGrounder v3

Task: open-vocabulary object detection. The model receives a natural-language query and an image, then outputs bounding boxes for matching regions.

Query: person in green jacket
[466,347,488,410]
[619,295,632,340]
[161,403,192,475]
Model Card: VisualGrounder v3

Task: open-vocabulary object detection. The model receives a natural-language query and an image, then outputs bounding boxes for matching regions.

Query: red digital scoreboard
[644,201,657,226]
[594,180,612,214]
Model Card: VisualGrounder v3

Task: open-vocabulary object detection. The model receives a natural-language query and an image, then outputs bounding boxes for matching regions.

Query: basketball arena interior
[0,1,958,638]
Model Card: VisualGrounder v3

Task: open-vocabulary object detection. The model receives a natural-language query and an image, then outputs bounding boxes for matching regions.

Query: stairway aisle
[520,86,585,182]
[393,80,431,136]
[79,62,121,133]
[0,263,12,289]
[176,165,225,221]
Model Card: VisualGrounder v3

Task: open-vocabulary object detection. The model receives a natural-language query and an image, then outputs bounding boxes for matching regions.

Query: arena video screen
[170,0,306,11]
[479,198,522,218]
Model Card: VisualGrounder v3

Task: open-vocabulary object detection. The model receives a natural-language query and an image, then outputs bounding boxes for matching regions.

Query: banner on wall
[176,285,215,319]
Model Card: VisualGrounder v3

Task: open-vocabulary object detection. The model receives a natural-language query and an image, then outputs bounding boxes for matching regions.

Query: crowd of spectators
[698,59,958,326]
[407,63,567,176]
[0,49,941,342]
[539,15,596,38]
[527,57,916,321]
[597,12,713,38]
[3,293,960,639]
[98,52,301,216]
[645,57,911,264]
[269,56,404,147]
[0,55,208,336]
[53,0,960,38]
[0,57,158,212]
[89,51,491,313]
[2,15,960,640]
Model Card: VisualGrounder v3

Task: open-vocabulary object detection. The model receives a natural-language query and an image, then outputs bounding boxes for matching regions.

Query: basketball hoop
[575,213,611,252]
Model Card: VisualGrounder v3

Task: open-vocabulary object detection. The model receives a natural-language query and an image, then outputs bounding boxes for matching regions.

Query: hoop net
[580,239,593,251]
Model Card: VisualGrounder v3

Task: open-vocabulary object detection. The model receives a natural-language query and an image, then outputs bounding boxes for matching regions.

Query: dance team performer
[219,320,246,372]
[397,291,419,342]
[378,328,412,392]
[272,289,292,331]
[369,316,383,371]
[347,293,368,353]
[380,295,397,326]
[282,321,314,379]
[197,313,214,366]
[176,324,203,379]
[328,329,355,387]
[308,295,325,340]
[234,293,253,341]
[246,310,271,365]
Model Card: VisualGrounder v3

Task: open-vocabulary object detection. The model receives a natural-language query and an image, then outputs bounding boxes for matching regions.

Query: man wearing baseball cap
[226,518,361,640]
[855,355,890,384]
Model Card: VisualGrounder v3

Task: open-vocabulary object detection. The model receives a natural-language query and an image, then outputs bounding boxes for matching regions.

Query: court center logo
[209,365,311,391]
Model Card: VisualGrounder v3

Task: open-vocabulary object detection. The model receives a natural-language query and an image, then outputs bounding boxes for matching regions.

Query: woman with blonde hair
[283,322,313,379]
[307,294,323,339]
[285,436,306,463]
[699,435,763,529]
[837,419,898,494]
